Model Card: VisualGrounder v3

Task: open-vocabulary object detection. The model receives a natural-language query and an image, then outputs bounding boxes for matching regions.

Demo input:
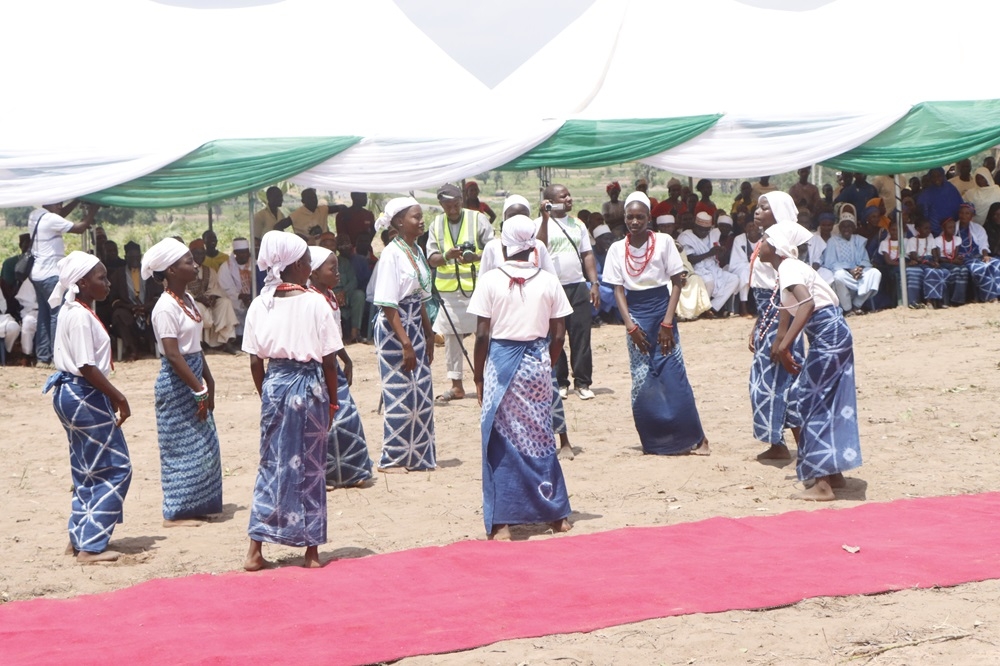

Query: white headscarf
[309,246,333,272]
[624,191,650,212]
[140,238,189,280]
[50,251,100,308]
[502,194,531,218]
[257,230,308,307]
[500,214,537,257]
[374,197,420,232]
[764,221,813,259]
[759,191,799,226]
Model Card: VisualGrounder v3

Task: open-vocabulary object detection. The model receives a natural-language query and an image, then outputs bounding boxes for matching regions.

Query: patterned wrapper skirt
[154,353,223,520]
[626,285,705,455]
[787,306,863,481]
[248,359,329,547]
[374,295,436,470]
[45,372,132,554]
[749,287,804,447]
[325,363,373,487]
[480,338,571,534]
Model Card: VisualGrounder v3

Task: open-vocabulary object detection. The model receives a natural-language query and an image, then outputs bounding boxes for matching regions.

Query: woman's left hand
[657,325,675,355]
[777,348,801,375]
[343,360,353,386]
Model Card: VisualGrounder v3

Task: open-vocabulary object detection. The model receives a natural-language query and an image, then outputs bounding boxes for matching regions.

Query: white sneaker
[558,386,569,400]
[575,387,595,400]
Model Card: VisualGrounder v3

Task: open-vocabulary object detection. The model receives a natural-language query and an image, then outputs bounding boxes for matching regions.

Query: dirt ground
[2,303,1000,665]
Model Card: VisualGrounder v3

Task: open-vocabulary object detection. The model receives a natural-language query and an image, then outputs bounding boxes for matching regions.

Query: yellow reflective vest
[431,209,482,293]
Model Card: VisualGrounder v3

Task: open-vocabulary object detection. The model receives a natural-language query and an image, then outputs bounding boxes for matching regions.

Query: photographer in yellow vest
[427,183,495,403]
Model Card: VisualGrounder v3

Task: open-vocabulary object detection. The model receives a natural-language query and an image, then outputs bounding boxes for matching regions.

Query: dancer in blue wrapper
[143,238,223,526]
[371,197,437,472]
[747,192,813,461]
[242,231,340,571]
[603,192,709,456]
[44,251,132,563]
[308,245,373,489]
[759,224,863,501]
[470,214,574,540]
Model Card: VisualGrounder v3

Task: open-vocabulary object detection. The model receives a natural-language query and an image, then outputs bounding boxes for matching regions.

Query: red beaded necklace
[624,230,656,277]
[76,299,114,371]
[309,285,339,311]
[275,282,307,293]
[166,289,203,323]
[941,235,957,259]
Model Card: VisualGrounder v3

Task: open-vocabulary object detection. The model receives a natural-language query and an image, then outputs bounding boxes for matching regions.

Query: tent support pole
[895,174,908,309]
[248,193,257,298]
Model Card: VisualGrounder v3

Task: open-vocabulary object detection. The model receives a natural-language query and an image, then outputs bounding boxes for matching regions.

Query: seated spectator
[1,233,31,303]
[252,186,288,239]
[822,183,834,208]
[823,212,881,314]
[0,289,20,358]
[694,179,717,217]
[905,218,948,309]
[727,217,760,316]
[102,240,126,272]
[965,168,1000,225]
[201,230,229,272]
[336,235,367,343]
[937,217,969,307]
[14,279,37,361]
[217,237,254,335]
[635,177,657,211]
[750,176,777,204]
[602,181,625,229]
[658,214,711,320]
[808,212,836,285]
[731,181,754,214]
[716,214,735,268]
[590,224,619,325]
[984,202,1000,256]
[918,167,964,235]
[875,222,901,309]
[586,211,605,237]
[93,226,108,263]
[188,240,239,353]
[286,188,347,239]
[956,203,1000,302]
[336,192,377,243]
[789,167,822,215]
[108,241,161,361]
[462,182,496,225]
[835,172,878,215]
[949,158,975,197]
[677,212,739,316]
[652,178,686,219]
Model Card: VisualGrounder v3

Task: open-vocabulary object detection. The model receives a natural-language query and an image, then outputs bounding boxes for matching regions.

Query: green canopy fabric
[86,136,361,208]
[500,116,722,170]
[823,100,1000,174]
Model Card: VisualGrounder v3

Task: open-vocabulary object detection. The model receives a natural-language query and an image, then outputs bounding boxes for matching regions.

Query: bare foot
[64,541,77,556]
[791,478,836,501]
[163,519,205,527]
[558,444,575,461]
[377,466,409,474]
[756,444,792,461]
[828,472,847,488]
[689,438,711,456]
[489,525,512,541]
[244,540,270,572]
[77,550,120,564]
[550,518,573,533]
[303,546,323,568]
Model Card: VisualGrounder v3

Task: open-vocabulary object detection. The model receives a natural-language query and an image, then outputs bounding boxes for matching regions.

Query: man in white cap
[822,211,882,314]
[426,183,495,403]
[677,211,740,316]
[218,237,255,335]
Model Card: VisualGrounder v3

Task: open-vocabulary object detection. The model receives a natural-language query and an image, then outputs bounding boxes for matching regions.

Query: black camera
[458,242,477,253]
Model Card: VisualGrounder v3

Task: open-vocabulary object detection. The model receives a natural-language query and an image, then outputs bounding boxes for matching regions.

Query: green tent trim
[500,115,722,170]
[87,136,361,208]
[824,100,1000,174]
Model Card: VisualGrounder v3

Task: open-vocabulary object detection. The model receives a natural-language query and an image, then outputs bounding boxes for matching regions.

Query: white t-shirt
[938,234,960,260]
[467,261,573,341]
[152,291,204,356]
[372,240,432,307]
[28,209,75,280]
[878,238,900,261]
[242,290,341,362]
[777,258,839,316]
[53,302,112,377]
[603,232,685,291]
[535,215,592,285]
[309,285,345,343]
[906,235,940,259]
[478,239,556,276]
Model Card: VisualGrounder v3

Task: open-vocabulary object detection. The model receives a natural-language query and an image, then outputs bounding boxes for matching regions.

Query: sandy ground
[2,303,1000,665]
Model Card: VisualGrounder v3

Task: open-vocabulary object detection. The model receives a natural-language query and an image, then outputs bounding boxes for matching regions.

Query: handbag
[13,212,43,284]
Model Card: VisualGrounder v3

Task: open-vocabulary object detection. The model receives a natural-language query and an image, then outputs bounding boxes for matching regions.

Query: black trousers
[555,281,593,389]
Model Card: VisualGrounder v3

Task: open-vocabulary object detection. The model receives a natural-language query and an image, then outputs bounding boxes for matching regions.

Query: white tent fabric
[291,121,562,191]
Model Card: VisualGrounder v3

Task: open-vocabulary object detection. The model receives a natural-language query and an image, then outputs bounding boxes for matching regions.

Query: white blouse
[467,261,573,341]
[777,258,839,316]
[372,240,432,308]
[152,291,204,356]
[242,290,341,362]
[603,232,685,291]
[53,302,112,377]
[906,235,941,258]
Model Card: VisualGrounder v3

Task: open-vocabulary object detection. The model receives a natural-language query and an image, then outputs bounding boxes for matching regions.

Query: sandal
[435,389,465,404]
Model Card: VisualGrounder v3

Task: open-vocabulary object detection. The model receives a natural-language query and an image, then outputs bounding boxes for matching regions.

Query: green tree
[2,207,33,227]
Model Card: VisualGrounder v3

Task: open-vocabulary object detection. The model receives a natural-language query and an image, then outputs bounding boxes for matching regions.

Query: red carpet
[4,493,1000,665]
